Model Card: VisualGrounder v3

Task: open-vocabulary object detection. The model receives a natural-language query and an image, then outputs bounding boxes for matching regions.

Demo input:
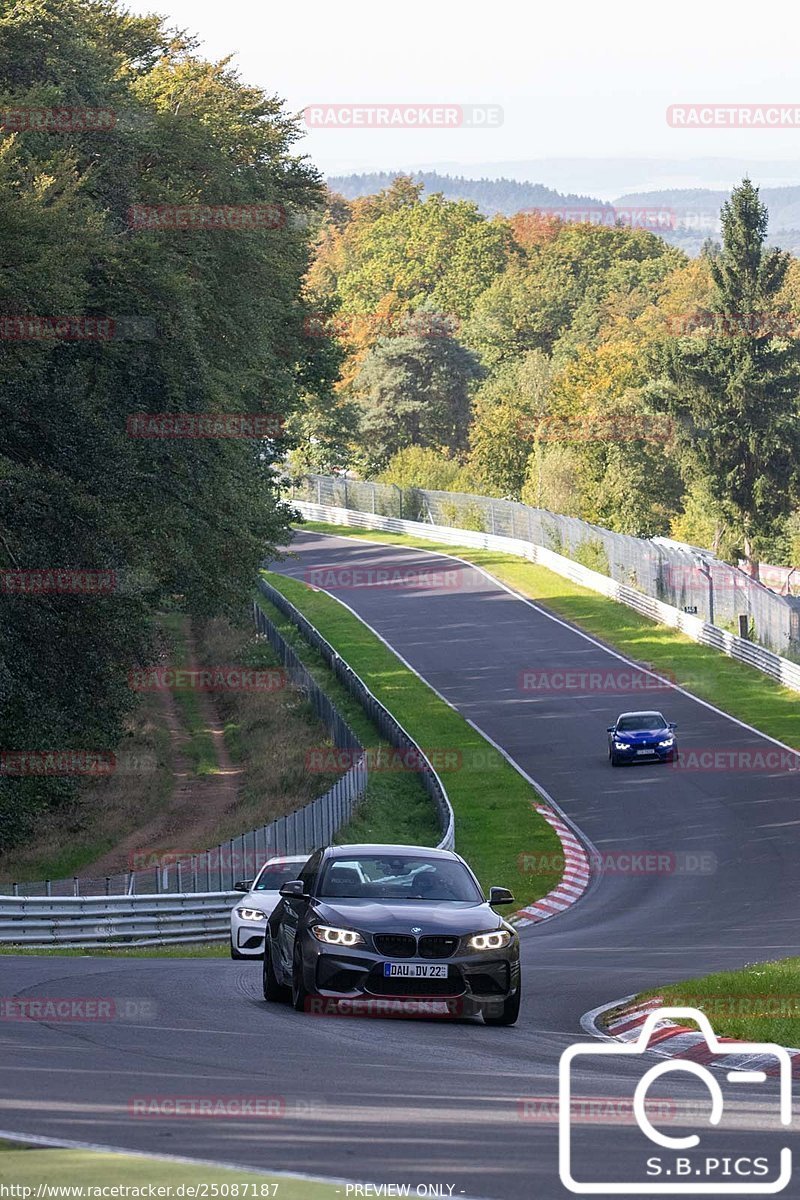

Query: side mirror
[489,886,514,906]
[279,880,308,899]
[669,722,677,730]
[234,879,252,892]
[606,726,615,733]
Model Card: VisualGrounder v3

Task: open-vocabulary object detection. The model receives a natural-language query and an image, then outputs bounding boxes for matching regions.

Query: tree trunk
[742,533,759,580]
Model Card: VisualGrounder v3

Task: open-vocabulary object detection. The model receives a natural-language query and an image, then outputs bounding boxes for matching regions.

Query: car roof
[616,710,665,720]
[325,843,457,860]
[263,854,309,864]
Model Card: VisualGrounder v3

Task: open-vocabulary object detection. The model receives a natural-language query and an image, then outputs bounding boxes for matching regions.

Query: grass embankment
[0,612,347,887]
[297,522,800,749]
[260,571,562,908]
[0,941,228,957]
[0,1148,340,1197]
[192,614,343,840]
[0,691,174,884]
[255,594,440,848]
[617,959,800,1046]
[160,613,219,776]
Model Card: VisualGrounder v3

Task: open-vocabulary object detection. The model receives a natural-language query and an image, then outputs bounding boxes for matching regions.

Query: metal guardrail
[295,474,800,657]
[257,577,455,852]
[1,590,455,946]
[0,891,239,948]
[292,500,800,696]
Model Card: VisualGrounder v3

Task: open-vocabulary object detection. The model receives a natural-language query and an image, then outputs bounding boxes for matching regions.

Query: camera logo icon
[559,1007,792,1194]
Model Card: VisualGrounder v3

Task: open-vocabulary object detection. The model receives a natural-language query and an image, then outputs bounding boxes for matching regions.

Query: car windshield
[317,855,483,902]
[617,713,665,732]
[253,860,307,891]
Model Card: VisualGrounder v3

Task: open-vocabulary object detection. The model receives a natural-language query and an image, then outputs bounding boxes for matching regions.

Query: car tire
[263,938,290,1003]
[483,986,521,1027]
[610,753,621,767]
[291,943,311,1013]
[230,937,248,961]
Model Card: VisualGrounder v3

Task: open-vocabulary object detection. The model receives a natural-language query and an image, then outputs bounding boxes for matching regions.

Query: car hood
[614,728,670,742]
[241,889,281,914]
[311,899,504,935]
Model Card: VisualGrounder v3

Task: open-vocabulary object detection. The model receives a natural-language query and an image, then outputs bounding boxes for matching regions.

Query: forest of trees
[0,0,335,847]
[297,175,800,572]
[5,0,800,853]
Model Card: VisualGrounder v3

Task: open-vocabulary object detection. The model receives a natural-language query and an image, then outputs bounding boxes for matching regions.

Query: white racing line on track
[283,532,603,923]
[294,528,800,755]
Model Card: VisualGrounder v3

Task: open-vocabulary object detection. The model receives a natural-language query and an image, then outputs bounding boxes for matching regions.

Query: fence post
[73,877,79,897]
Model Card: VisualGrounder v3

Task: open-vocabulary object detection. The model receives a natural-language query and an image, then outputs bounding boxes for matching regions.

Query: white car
[230,854,309,959]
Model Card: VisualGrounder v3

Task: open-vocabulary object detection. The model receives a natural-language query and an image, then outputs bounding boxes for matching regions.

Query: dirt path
[85,619,243,876]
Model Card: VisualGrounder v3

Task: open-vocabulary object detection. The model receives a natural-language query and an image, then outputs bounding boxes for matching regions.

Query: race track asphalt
[2,529,799,1199]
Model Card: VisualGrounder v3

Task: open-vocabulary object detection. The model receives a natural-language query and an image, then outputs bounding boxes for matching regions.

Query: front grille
[373,934,416,958]
[419,935,459,958]
[367,969,465,997]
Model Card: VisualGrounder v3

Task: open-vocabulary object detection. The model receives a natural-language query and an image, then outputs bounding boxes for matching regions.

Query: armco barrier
[1,596,454,946]
[296,474,800,656]
[0,892,238,948]
[293,500,800,695]
[257,577,455,851]
[8,608,368,901]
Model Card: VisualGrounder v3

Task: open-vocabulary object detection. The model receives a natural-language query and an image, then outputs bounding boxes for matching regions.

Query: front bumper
[301,938,520,1014]
[231,915,267,955]
[612,742,676,762]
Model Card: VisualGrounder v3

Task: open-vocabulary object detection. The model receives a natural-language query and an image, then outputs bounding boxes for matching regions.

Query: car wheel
[263,937,290,1003]
[230,936,248,961]
[291,943,311,1013]
[483,986,521,1027]
[610,753,621,767]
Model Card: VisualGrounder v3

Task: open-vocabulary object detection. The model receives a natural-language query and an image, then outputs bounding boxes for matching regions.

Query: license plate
[383,962,448,978]
[636,749,656,755]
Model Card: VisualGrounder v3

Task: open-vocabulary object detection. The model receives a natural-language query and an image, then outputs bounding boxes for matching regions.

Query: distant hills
[327,171,800,255]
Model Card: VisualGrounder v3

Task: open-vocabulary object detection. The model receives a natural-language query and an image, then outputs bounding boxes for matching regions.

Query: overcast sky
[127,0,800,194]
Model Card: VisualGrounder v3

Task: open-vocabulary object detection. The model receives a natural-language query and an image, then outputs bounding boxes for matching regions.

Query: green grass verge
[0,942,228,957]
[260,571,562,909]
[297,522,800,749]
[624,958,800,1046]
[256,595,440,847]
[0,1149,341,1196]
[160,613,220,776]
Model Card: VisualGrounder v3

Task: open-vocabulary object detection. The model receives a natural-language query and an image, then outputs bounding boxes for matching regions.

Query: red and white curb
[512,804,591,928]
[588,994,800,1077]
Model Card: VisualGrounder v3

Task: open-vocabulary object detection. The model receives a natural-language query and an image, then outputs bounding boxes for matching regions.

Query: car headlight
[657,738,674,747]
[467,930,514,952]
[236,907,267,922]
[311,924,365,947]
[614,740,629,750]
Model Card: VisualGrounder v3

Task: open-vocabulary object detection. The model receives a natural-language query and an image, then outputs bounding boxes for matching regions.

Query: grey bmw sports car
[262,843,521,1025]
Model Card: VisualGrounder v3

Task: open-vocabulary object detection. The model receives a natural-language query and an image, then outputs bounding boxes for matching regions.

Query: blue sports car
[607,711,678,766]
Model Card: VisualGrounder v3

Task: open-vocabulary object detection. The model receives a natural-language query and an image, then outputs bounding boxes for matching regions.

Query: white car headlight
[614,740,629,750]
[236,907,267,922]
[467,930,513,952]
[311,924,364,947]
[657,738,674,747]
